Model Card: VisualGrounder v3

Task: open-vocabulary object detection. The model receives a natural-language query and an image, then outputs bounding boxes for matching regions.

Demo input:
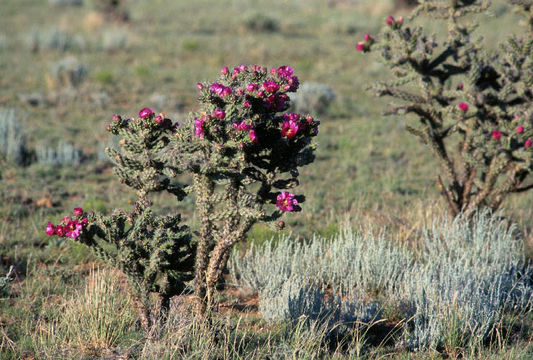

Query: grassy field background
[1,0,533,358]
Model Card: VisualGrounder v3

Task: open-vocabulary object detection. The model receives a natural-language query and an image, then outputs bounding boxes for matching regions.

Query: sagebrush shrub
[231,211,533,352]
[0,108,32,166]
[357,0,533,217]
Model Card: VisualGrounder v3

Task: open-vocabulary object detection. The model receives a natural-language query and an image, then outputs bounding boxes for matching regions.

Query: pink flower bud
[243,101,251,108]
[492,130,502,140]
[355,42,365,52]
[155,115,163,125]
[364,34,373,42]
[526,139,532,148]
[386,16,395,26]
[112,114,121,122]
[73,207,83,217]
[105,124,111,132]
[397,16,403,24]
[457,83,463,90]
[517,125,524,134]
[46,222,55,236]
[221,66,229,75]
[458,102,469,112]
[197,83,204,90]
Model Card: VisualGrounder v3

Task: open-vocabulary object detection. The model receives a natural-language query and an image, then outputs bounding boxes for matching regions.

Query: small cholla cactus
[166,64,319,313]
[47,110,194,332]
[358,1,533,217]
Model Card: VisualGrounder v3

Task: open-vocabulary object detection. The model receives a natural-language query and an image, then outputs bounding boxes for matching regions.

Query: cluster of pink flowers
[194,64,318,145]
[106,109,176,135]
[46,207,88,239]
[356,34,373,52]
[209,82,233,98]
[276,191,299,212]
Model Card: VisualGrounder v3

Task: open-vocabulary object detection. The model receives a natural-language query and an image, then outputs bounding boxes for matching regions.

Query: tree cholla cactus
[357,0,533,217]
[166,64,319,312]
[47,64,318,319]
[47,111,195,332]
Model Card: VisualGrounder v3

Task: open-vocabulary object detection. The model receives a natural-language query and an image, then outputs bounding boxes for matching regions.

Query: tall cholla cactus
[47,110,195,333]
[166,64,319,312]
[357,0,533,217]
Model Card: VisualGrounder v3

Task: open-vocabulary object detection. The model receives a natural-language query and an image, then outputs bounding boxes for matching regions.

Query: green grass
[1,0,533,358]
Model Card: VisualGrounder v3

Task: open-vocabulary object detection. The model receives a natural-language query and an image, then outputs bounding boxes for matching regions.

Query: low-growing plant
[290,82,337,116]
[100,28,129,51]
[48,57,88,90]
[166,64,319,313]
[0,266,14,297]
[231,211,533,353]
[25,27,84,52]
[92,0,129,22]
[242,12,280,33]
[48,0,84,7]
[36,141,82,166]
[357,0,533,217]
[0,108,32,166]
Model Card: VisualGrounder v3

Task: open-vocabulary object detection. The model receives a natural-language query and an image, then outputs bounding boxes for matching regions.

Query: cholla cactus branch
[359,1,533,216]
[47,110,194,333]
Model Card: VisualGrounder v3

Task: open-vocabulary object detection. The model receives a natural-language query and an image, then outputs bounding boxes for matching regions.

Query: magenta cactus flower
[247,83,259,92]
[386,16,395,26]
[194,117,205,138]
[73,207,83,217]
[262,81,280,93]
[284,113,300,122]
[492,130,502,140]
[458,102,469,112]
[233,121,251,131]
[276,65,294,78]
[46,222,55,236]
[243,101,251,108]
[276,191,298,212]
[213,109,226,120]
[55,225,65,237]
[139,108,154,119]
[249,129,257,143]
[356,42,365,52]
[281,120,299,139]
[526,139,532,148]
[517,125,524,134]
[197,83,204,90]
[221,66,229,75]
[364,34,373,42]
[457,83,463,90]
